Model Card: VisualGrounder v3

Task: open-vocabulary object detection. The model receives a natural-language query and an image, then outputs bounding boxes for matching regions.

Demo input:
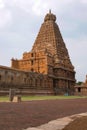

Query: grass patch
[0,95,87,102]
[22,95,87,101]
[0,96,9,102]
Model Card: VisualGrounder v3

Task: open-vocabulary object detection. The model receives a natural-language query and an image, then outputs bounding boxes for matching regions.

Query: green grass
[22,95,87,101]
[0,96,9,102]
[0,95,87,102]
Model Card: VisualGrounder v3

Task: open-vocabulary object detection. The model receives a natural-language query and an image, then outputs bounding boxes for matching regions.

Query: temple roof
[32,11,74,70]
[32,10,63,54]
[44,10,56,22]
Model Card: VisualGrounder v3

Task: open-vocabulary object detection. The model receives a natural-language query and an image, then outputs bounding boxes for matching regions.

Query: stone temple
[0,11,75,95]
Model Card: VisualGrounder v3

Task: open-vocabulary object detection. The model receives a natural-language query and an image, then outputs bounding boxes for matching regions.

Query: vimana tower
[11,10,75,95]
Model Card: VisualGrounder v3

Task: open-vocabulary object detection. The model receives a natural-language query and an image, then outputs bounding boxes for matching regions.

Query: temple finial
[44,9,56,22]
[49,9,51,14]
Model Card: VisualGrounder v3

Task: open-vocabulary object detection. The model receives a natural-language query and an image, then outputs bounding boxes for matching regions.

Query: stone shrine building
[75,75,87,96]
[0,11,75,95]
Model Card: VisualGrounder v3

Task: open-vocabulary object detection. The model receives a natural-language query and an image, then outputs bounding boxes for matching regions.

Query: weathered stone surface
[0,65,53,95]
[9,89,15,101]
[13,95,21,102]
[25,128,43,130]
[38,117,73,130]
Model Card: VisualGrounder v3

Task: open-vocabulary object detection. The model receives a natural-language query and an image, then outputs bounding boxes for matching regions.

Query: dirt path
[63,116,87,130]
[0,98,87,130]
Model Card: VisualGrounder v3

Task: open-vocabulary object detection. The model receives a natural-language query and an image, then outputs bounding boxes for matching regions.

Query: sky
[0,0,87,82]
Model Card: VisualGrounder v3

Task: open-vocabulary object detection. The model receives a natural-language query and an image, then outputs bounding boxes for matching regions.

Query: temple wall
[75,87,87,96]
[11,51,48,74]
[0,66,53,95]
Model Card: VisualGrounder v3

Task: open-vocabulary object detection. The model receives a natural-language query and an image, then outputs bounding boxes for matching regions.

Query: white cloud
[3,0,75,15]
[65,36,87,81]
[0,0,12,28]
[32,0,48,15]
[0,9,12,28]
[0,0,5,8]
[80,0,87,4]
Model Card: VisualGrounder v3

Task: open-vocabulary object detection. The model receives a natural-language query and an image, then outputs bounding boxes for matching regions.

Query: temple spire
[44,10,56,22]
[49,9,51,14]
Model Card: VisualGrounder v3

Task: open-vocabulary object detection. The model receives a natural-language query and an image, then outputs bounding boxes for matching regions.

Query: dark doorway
[78,87,81,93]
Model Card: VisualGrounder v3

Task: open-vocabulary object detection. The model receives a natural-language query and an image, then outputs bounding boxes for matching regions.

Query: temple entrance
[78,87,81,93]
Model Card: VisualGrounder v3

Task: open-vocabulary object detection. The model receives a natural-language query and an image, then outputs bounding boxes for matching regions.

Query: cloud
[4,0,48,15]
[0,0,5,8]
[3,0,75,16]
[80,0,87,4]
[0,0,12,29]
[0,9,12,28]
[0,31,30,66]
[65,36,87,81]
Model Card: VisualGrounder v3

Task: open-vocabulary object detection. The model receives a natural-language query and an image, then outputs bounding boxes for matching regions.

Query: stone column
[9,89,15,101]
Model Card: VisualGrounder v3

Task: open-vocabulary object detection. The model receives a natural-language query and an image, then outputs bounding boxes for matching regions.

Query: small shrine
[75,75,87,96]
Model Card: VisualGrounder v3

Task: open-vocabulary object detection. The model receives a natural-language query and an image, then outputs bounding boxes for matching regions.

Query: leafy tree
[76,81,83,85]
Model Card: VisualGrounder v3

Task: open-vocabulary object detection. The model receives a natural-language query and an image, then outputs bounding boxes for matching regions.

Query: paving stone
[38,123,64,130]
[38,118,72,130]
[25,127,43,130]
[79,112,87,116]
[70,113,87,120]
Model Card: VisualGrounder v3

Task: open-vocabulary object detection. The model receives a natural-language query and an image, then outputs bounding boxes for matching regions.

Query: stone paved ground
[0,98,87,130]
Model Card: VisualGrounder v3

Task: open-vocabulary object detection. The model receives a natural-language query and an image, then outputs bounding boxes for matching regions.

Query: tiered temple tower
[11,11,75,95]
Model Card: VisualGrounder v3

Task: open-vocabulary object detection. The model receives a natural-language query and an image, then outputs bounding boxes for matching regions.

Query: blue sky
[0,0,87,82]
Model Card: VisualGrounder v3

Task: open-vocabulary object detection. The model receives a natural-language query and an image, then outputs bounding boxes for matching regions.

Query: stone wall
[0,65,53,95]
[11,50,48,74]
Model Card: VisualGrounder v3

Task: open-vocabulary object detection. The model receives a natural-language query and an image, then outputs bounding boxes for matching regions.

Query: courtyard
[0,97,87,130]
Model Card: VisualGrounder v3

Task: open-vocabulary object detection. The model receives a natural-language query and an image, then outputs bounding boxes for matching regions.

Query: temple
[75,75,87,96]
[0,11,75,95]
